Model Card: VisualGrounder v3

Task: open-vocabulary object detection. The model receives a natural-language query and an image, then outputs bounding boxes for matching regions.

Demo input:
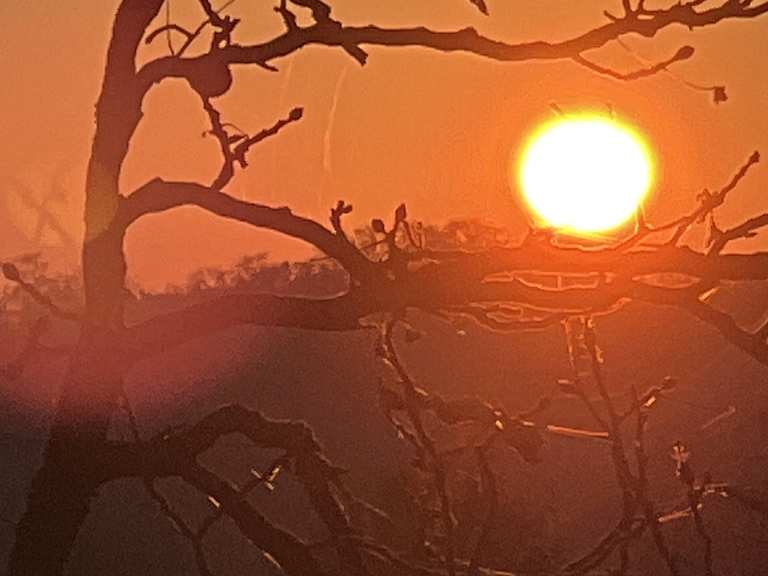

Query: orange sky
[1,1,766,291]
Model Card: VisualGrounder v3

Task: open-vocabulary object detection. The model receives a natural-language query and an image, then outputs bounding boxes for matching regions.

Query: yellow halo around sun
[517,113,654,234]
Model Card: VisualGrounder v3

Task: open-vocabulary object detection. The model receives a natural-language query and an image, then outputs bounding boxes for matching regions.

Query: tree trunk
[8,334,122,575]
[8,2,164,573]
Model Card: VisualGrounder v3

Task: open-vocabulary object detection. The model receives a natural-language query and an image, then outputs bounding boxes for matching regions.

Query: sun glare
[517,114,654,234]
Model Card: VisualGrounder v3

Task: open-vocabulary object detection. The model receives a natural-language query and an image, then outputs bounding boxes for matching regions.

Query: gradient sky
[1,1,766,291]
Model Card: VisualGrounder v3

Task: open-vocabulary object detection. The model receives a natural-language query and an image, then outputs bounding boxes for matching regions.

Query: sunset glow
[518,114,654,234]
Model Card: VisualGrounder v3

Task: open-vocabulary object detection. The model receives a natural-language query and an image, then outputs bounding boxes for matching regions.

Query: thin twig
[383,320,457,576]
[467,436,499,575]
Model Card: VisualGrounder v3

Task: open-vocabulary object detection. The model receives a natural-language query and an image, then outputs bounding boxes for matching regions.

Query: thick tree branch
[99,404,369,576]
[119,291,375,363]
[418,243,768,282]
[112,227,768,370]
[118,179,377,282]
[627,280,768,366]
[136,1,768,94]
[121,180,768,287]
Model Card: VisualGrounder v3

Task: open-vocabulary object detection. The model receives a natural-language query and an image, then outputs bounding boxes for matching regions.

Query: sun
[516,114,654,234]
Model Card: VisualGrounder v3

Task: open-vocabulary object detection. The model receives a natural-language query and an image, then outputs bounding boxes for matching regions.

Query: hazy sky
[1,1,766,290]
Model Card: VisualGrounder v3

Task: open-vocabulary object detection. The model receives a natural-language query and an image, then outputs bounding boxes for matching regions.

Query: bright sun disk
[517,114,654,234]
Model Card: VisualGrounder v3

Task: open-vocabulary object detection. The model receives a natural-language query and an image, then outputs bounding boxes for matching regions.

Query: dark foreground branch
[101,405,358,575]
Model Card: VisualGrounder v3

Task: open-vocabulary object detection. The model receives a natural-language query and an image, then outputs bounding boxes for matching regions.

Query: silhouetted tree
[2,1,768,575]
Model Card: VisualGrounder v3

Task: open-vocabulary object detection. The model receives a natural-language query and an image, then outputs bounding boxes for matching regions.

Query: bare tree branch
[572,44,695,81]
[467,439,499,576]
[382,321,457,576]
[118,180,377,283]
[201,99,303,190]
[99,404,375,576]
[136,1,768,95]
[667,150,760,246]
[1,262,83,322]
